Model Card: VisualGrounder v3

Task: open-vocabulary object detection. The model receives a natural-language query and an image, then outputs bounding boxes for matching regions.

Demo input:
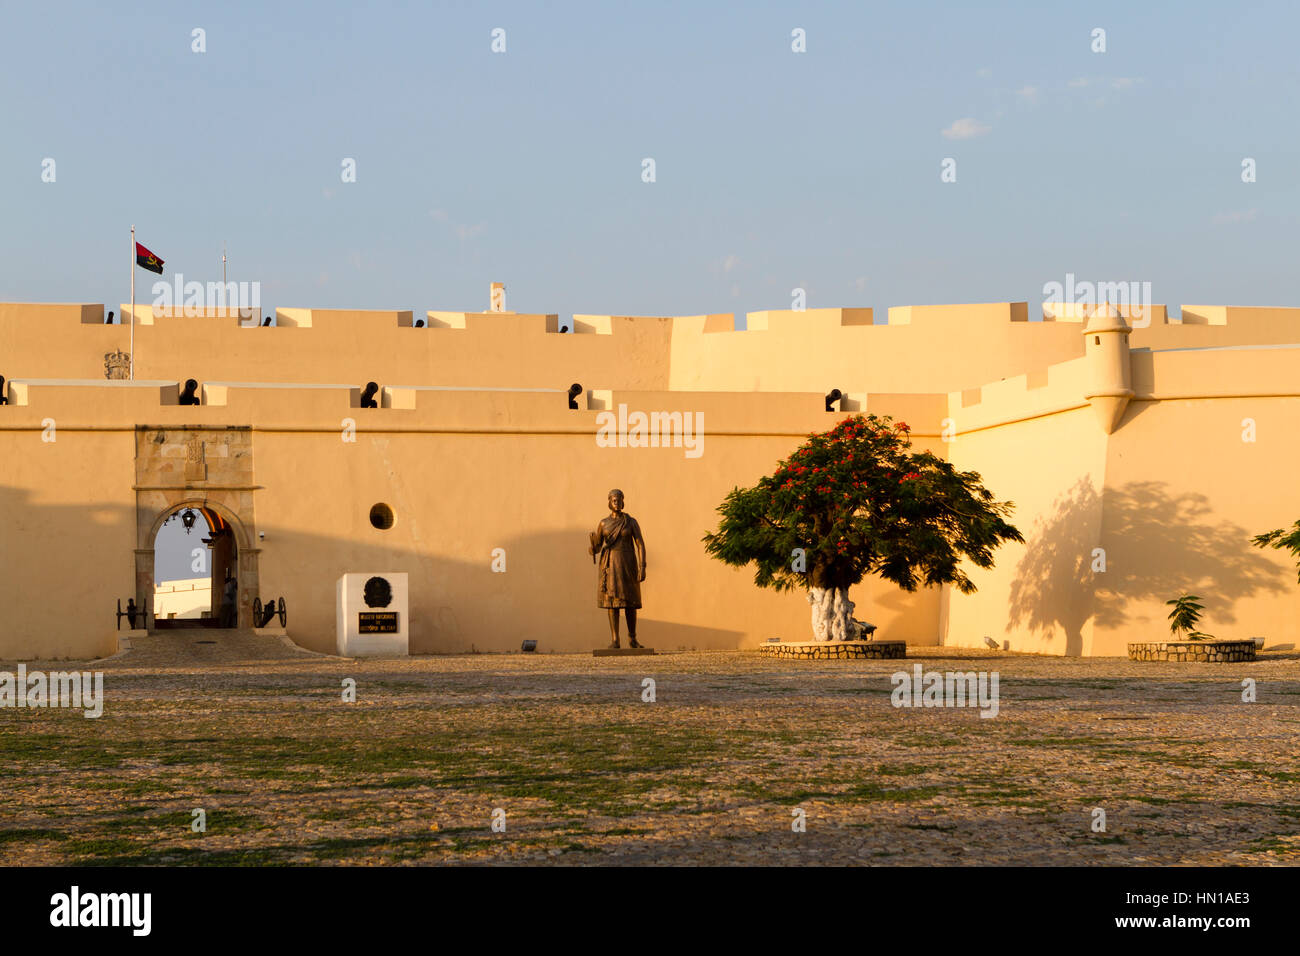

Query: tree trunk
[807,587,855,642]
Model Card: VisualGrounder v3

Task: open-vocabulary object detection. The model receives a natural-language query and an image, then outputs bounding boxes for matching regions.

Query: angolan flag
[135,242,164,274]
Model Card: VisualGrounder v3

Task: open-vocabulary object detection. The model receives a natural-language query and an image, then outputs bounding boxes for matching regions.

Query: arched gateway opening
[138,501,255,630]
[152,506,238,628]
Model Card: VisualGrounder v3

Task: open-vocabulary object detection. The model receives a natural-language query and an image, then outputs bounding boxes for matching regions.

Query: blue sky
[2,0,1297,322]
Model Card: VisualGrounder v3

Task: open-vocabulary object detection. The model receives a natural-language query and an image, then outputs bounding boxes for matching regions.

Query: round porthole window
[369,503,395,530]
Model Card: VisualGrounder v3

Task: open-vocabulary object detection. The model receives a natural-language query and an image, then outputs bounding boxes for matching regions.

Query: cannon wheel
[277,597,287,628]
[253,597,263,625]
[116,598,123,630]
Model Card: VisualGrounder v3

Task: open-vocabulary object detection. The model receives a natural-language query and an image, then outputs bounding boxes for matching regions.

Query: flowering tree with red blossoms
[703,414,1023,642]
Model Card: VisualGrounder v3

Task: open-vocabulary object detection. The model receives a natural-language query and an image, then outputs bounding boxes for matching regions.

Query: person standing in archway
[219,570,238,627]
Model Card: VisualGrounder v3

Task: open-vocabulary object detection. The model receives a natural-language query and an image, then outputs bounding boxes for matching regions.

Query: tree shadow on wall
[1007,478,1286,655]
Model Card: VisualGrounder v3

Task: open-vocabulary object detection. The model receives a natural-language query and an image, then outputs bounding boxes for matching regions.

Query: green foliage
[1166,594,1211,640]
[1252,520,1300,582]
[701,414,1023,593]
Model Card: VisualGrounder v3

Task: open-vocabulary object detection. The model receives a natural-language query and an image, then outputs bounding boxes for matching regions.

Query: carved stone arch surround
[133,426,260,629]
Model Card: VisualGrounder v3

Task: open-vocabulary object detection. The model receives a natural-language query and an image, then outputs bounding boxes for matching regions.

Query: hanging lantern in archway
[181,509,198,534]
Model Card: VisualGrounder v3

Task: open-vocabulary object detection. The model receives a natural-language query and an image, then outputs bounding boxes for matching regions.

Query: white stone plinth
[336,572,409,657]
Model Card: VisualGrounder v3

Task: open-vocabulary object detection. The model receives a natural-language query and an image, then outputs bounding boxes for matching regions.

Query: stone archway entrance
[136,498,258,630]
[133,427,260,630]
[150,504,240,627]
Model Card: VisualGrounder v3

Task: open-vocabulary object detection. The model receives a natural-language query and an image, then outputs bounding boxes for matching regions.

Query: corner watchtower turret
[1082,302,1133,434]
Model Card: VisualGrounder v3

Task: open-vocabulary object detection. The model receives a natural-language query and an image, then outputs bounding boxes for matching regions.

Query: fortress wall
[6,300,1300,659]
[0,303,124,379]
[1130,342,1300,397]
[936,354,1111,655]
[249,424,802,655]
[667,302,1300,398]
[1131,306,1300,350]
[667,304,1088,395]
[1093,395,1300,655]
[0,381,223,659]
[0,420,136,660]
[0,383,945,658]
[8,300,1297,406]
[854,393,949,432]
[243,386,945,653]
[0,304,675,394]
[940,396,1111,656]
[1087,346,1300,655]
[943,356,1091,435]
[939,343,1300,656]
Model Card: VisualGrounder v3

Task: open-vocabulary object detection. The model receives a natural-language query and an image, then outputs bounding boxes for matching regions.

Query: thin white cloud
[722,254,741,273]
[976,67,992,79]
[1016,85,1040,104]
[941,117,991,140]
[1068,77,1089,88]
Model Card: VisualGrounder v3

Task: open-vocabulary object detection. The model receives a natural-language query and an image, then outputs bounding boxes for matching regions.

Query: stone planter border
[758,640,906,660]
[1126,639,1256,663]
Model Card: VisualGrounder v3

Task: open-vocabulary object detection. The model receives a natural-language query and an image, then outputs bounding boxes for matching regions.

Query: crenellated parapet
[3,299,1300,416]
[669,303,1085,395]
[0,303,675,393]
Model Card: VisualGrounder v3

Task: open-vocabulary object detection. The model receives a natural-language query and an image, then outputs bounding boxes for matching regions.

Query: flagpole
[130,224,135,381]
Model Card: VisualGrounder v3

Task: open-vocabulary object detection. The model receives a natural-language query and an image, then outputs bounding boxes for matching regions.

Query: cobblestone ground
[1,638,1297,865]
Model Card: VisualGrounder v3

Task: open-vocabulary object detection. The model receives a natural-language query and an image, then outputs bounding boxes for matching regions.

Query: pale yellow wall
[0,421,135,660]
[3,302,1300,660]
[1090,346,1300,654]
[0,305,674,392]
[939,357,1110,655]
[1,378,931,658]
[938,341,1300,655]
[245,387,944,655]
[0,304,121,379]
[668,304,1087,394]
[1134,307,1300,350]
[154,577,212,619]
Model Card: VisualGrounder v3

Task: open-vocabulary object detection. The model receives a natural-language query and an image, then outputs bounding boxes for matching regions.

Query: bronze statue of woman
[588,489,647,648]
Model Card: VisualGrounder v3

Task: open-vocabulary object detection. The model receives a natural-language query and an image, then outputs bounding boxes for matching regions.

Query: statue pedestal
[593,647,656,657]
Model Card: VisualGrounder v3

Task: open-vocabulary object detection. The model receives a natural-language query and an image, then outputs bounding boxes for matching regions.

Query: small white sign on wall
[336,572,409,656]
